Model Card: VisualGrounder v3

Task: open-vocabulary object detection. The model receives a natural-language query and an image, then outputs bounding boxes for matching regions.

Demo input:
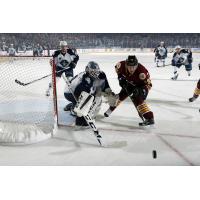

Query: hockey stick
[65,77,102,146]
[15,66,70,86]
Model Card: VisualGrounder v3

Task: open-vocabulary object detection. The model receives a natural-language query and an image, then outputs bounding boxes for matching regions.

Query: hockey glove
[70,62,76,69]
[130,87,148,99]
[118,76,127,88]
[198,63,200,70]
[139,87,148,99]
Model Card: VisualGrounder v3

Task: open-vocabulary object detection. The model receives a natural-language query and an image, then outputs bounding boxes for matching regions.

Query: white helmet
[59,41,68,47]
[175,45,181,50]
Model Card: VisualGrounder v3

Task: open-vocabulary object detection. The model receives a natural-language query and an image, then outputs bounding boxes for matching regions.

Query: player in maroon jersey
[189,79,200,102]
[189,64,200,102]
[104,55,154,126]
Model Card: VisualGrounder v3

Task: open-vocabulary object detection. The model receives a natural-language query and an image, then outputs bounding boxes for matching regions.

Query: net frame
[0,55,58,145]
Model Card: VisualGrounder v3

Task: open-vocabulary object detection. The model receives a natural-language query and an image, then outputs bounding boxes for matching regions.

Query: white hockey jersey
[8,47,16,56]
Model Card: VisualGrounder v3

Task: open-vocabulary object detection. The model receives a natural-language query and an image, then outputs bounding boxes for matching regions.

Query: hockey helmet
[175,45,181,50]
[85,61,100,79]
[60,41,68,47]
[126,55,138,67]
[160,41,165,46]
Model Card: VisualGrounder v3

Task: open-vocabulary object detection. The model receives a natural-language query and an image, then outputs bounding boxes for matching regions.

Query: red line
[59,124,196,165]
[156,134,195,166]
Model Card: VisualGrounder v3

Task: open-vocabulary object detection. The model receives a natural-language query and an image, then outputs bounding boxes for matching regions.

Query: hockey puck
[152,150,157,159]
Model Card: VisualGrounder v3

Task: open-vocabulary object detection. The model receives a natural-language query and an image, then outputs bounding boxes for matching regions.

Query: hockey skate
[74,116,89,131]
[70,107,76,116]
[104,108,113,117]
[139,119,155,127]
[189,95,198,102]
[163,62,165,67]
[46,83,52,96]
[104,106,116,117]
[64,103,73,111]
[171,73,178,80]
[45,90,50,97]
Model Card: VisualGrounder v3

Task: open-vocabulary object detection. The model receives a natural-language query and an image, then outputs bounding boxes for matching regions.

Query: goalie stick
[65,77,102,146]
[15,67,70,86]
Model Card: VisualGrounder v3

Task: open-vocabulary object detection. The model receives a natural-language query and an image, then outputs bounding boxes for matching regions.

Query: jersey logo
[139,73,146,80]
[85,77,91,84]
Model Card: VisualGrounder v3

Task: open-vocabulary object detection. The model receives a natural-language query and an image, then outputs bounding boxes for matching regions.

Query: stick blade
[15,79,26,86]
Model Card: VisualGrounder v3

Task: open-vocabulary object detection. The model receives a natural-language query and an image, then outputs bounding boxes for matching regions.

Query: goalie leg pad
[88,97,102,118]
[74,91,94,117]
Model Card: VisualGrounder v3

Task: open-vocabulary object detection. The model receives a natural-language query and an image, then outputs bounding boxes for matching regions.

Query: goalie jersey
[8,47,16,56]
[65,71,111,98]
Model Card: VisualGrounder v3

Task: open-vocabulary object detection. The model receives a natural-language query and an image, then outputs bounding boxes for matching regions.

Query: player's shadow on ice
[48,128,103,156]
[149,99,199,120]
[97,115,142,130]
[152,78,198,82]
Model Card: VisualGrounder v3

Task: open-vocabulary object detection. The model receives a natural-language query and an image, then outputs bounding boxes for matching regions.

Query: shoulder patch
[115,62,121,73]
[115,62,121,69]
[139,73,146,80]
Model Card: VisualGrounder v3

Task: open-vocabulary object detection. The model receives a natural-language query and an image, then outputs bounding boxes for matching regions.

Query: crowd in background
[1,33,200,51]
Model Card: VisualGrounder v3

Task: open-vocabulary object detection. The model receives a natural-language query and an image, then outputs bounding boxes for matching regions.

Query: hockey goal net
[0,56,58,145]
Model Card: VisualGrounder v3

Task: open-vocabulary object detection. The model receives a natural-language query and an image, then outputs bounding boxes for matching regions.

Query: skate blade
[139,124,156,129]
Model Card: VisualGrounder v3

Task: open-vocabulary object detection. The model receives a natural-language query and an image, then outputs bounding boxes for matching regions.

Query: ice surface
[0,52,200,165]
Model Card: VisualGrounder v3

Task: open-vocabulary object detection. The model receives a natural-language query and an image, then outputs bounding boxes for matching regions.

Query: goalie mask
[85,61,100,79]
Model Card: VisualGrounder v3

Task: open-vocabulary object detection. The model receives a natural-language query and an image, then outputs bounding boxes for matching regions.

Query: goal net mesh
[0,56,57,145]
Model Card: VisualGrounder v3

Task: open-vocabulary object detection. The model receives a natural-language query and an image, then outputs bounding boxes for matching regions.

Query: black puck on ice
[152,150,157,159]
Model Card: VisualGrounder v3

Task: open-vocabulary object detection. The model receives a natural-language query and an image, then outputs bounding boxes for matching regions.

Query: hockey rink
[0,52,200,165]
